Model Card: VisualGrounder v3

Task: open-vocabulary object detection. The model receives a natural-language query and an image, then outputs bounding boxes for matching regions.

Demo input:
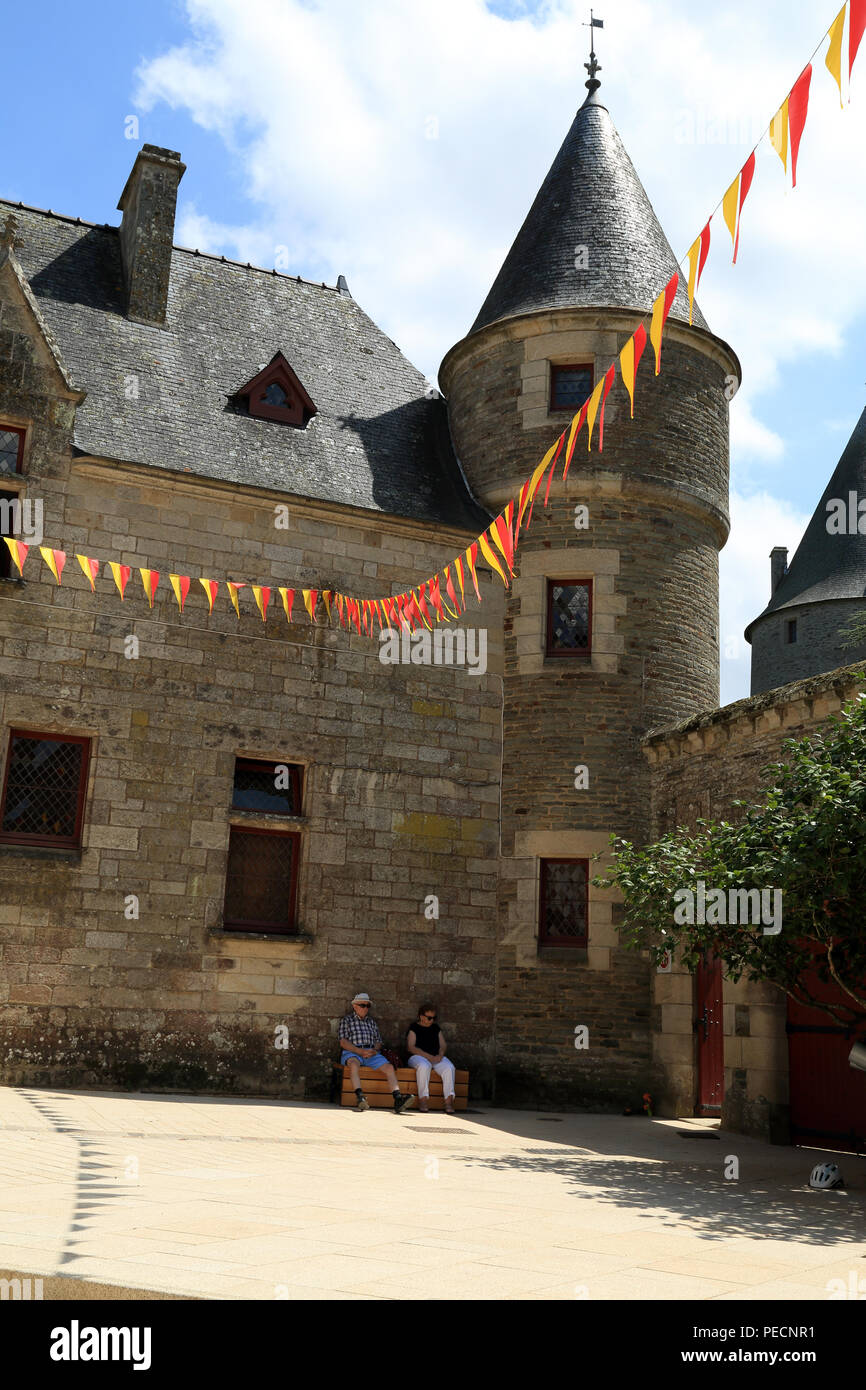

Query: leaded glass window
[0,428,24,475]
[0,731,90,846]
[547,580,592,656]
[539,859,588,946]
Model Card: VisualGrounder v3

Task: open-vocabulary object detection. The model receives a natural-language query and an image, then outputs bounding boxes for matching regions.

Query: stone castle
[1,70,863,1147]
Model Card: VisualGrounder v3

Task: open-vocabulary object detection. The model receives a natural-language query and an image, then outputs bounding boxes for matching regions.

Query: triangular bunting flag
[252,585,271,621]
[169,574,191,612]
[649,273,679,375]
[140,568,159,608]
[3,537,28,576]
[75,554,99,591]
[199,578,219,613]
[619,323,648,420]
[109,562,131,600]
[227,581,246,617]
[826,4,846,105]
[40,547,66,584]
[279,587,295,623]
[789,64,812,187]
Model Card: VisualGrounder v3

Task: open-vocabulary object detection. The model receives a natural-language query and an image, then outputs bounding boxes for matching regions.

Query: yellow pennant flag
[139,568,159,608]
[584,377,605,451]
[478,532,508,587]
[109,561,131,599]
[302,588,318,623]
[826,5,846,106]
[252,585,271,622]
[199,578,219,613]
[169,574,191,612]
[769,98,789,172]
[454,555,466,606]
[40,546,66,584]
[75,554,99,591]
[226,581,246,617]
[4,536,29,576]
[279,586,295,623]
[722,174,740,255]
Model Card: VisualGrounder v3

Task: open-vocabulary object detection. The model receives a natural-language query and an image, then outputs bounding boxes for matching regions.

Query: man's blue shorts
[341,1050,390,1069]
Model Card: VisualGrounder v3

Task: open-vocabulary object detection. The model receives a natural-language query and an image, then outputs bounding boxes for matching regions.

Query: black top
[469,93,705,336]
[407,1020,443,1055]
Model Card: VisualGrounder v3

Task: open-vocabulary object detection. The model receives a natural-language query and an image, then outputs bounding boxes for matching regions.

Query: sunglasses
[355,1002,371,1008]
[421,1014,436,1021]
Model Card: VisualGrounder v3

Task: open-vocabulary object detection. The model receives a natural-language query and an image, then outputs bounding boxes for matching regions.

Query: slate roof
[745,406,866,637]
[470,88,707,336]
[2,199,489,532]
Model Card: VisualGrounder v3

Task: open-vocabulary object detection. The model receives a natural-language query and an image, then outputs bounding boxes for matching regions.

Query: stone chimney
[770,546,788,595]
[117,145,185,326]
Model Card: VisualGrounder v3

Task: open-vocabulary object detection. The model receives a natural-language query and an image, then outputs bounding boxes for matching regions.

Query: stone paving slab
[0,1086,864,1301]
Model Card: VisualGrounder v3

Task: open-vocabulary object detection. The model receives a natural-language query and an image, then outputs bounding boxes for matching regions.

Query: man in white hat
[338,993,415,1113]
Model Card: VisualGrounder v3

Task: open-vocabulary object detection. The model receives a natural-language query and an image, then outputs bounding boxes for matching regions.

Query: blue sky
[5,0,865,702]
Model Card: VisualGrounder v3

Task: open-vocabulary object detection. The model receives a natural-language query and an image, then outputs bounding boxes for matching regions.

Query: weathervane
[583,9,603,93]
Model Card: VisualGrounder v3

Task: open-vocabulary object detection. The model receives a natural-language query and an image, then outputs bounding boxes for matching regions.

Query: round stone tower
[439,75,740,1107]
[746,405,866,694]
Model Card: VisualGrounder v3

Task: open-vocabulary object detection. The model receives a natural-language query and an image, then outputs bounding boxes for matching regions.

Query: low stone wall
[642,662,866,1141]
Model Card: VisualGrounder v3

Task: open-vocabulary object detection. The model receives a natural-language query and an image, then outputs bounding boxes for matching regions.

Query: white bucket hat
[352,992,372,1004]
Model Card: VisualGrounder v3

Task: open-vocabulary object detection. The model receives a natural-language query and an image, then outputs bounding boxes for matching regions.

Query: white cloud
[720,488,810,705]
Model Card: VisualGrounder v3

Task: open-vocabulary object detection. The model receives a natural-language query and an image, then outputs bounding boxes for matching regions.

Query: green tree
[593,694,866,1032]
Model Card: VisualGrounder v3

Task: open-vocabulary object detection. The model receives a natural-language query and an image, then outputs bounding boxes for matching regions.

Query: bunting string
[4,3,862,638]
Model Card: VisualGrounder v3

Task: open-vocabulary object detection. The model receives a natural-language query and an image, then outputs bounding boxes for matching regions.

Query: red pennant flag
[444,566,461,616]
[562,397,592,481]
[351,599,362,635]
[851,0,866,77]
[322,589,333,622]
[454,555,466,608]
[789,64,812,188]
[428,576,445,621]
[543,431,566,507]
[199,578,219,613]
[302,589,318,623]
[513,478,532,548]
[416,585,434,628]
[491,511,515,576]
[650,272,679,375]
[733,152,755,264]
[597,364,616,451]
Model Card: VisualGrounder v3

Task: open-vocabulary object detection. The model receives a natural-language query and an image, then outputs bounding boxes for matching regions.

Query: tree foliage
[593,693,866,1032]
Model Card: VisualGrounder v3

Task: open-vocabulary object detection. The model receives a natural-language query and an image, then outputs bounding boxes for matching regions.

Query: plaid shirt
[339,1012,383,1050]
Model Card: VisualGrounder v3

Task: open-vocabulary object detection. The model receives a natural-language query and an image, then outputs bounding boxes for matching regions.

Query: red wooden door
[695,951,723,1113]
[787,965,866,1154]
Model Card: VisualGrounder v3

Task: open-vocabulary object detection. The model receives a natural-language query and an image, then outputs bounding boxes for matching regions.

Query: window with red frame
[0,427,25,476]
[549,364,593,413]
[0,730,90,848]
[539,858,589,947]
[546,579,592,657]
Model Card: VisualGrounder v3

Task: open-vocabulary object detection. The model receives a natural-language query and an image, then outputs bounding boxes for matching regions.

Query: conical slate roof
[746,406,866,635]
[470,88,705,336]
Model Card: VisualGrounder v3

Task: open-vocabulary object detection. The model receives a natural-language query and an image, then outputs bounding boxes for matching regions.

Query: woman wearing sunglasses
[406,1004,457,1114]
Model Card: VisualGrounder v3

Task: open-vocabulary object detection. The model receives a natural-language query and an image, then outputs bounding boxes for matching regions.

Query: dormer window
[234,352,316,428]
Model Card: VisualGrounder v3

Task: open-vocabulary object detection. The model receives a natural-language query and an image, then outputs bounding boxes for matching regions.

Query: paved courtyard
[0,1086,864,1300]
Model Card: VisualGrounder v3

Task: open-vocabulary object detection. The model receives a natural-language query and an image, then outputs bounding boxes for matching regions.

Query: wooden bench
[338,1065,469,1110]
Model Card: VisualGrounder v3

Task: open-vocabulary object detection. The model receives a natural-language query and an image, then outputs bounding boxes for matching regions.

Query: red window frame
[232,757,303,815]
[223,824,301,933]
[0,728,91,848]
[549,363,594,413]
[546,578,593,658]
[538,857,589,948]
[0,426,25,475]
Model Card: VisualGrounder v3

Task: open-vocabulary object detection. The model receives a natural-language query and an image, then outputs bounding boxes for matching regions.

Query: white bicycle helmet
[809,1162,845,1189]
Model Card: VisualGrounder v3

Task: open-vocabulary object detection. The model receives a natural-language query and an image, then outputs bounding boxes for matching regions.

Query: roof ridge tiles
[0,197,341,292]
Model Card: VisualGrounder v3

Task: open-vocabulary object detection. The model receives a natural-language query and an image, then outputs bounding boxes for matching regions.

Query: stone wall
[0,267,504,1099]
[643,663,866,1140]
